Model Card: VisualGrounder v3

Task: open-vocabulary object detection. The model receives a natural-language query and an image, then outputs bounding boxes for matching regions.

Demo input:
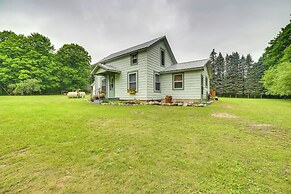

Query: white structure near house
[91,36,211,101]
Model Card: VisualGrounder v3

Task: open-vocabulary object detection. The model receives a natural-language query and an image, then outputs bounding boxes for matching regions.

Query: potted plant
[127,89,136,94]
[99,91,106,98]
[165,95,173,103]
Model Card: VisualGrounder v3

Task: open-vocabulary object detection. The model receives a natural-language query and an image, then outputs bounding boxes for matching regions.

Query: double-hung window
[101,78,106,92]
[205,76,208,87]
[154,72,160,92]
[128,71,138,91]
[131,53,138,65]
[173,73,183,89]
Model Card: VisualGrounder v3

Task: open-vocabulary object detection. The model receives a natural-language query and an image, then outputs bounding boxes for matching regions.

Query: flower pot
[128,90,136,94]
[165,98,172,103]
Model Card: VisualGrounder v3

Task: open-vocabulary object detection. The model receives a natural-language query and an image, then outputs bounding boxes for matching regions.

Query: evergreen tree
[253,58,266,97]
[244,54,254,97]
[237,55,245,96]
[209,49,217,89]
[215,52,224,95]
[223,54,232,96]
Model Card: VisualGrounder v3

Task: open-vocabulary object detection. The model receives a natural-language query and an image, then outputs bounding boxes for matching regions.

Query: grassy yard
[0,96,290,193]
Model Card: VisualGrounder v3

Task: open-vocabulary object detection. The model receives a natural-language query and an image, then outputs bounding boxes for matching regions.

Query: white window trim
[128,71,138,91]
[130,53,138,66]
[173,73,184,90]
[154,72,161,92]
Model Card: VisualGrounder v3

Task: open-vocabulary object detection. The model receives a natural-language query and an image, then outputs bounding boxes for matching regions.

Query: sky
[0,0,290,63]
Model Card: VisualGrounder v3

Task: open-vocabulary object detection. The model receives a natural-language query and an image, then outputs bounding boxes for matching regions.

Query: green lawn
[0,96,290,193]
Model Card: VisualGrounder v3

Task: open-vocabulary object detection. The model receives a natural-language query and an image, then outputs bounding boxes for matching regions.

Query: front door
[109,75,115,98]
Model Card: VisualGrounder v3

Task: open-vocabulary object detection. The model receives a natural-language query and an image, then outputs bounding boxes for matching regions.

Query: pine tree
[215,52,224,96]
[223,54,232,96]
[237,55,245,96]
[254,58,266,97]
[244,54,254,97]
[209,49,217,89]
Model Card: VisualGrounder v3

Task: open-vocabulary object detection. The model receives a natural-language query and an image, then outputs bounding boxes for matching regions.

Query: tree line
[0,30,92,95]
[210,20,290,98]
[209,50,265,98]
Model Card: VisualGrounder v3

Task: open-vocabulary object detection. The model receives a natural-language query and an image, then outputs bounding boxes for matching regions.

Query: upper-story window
[131,53,138,66]
[160,49,165,67]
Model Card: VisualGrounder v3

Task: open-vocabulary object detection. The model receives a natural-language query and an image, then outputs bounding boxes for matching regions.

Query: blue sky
[0,0,290,63]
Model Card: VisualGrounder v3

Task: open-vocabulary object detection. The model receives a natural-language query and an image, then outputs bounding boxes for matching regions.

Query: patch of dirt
[56,175,72,188]
[0,164,6,169]
[11,147,29,157]
[223,105,233,109]
[248,123,273,131]
[211,112,238,119]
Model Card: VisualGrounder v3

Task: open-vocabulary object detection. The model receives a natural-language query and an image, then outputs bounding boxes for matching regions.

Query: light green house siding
[99,50,148,100]
[146,41,175,100]
[160,70,202,100]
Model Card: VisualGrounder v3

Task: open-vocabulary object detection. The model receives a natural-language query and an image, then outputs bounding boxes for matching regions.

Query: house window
[110,77,114,90]
[201,75,204,95]
[205,76,208,87]
[173,73,183,89]
[131,53,138,65]
[161,49,165,67]
[154,72,160,92]
[128,71,138,91]
[101,78,106,92]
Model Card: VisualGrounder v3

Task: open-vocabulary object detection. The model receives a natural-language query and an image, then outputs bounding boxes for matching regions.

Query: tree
[262,62,291,96]
[262,20,291,96]
[209,49,217,89]
[55,44,92,92]
[13,79,41,95]
[237,55,245,96]
[263,22,291,68]
[215,52,224,95]
[0,31,59,94]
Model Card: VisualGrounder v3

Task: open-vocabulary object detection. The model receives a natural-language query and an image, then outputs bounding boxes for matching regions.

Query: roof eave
[160,67,204,74]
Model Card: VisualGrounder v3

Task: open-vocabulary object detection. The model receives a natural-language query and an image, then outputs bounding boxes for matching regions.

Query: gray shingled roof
[96,36,177,64]
[91,63,121,75]
[160,59,209,74]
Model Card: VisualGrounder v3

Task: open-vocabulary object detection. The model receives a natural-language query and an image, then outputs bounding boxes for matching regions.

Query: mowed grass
[0,96,290,193]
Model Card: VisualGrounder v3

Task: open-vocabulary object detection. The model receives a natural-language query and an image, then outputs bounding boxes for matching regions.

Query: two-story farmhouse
[91,36,211,101]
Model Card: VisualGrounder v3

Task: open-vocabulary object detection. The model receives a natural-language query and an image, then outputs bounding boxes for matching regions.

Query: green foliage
[55,44,92,92]
[215,53,224,95]
[263,22,291,68]
[13,79,41,95]
[0,30,92,95]
[211,52,265,97]
[262,62,291,96]
[209,49,217,89]
[262,21,291,96]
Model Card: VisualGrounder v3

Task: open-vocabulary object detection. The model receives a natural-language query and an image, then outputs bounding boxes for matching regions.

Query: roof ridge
[177,58,208,65]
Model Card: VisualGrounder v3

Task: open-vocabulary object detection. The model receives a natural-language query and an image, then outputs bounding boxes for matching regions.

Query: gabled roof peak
[95,35,176,64]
